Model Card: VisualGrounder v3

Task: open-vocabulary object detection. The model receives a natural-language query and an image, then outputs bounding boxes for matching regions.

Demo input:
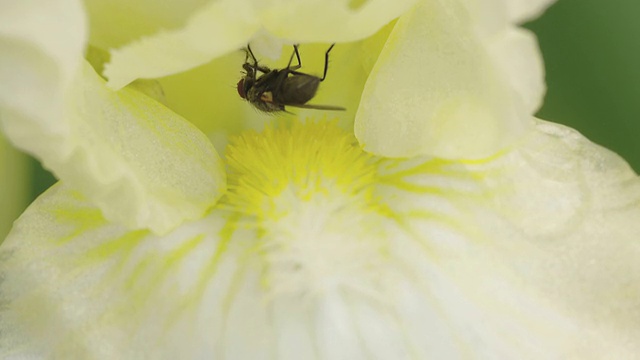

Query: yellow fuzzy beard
[222,120,389,300]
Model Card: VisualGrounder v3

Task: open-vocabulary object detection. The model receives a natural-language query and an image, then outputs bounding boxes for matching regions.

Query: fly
[237,44,346,113]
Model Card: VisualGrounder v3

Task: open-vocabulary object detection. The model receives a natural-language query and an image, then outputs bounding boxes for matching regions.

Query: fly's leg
[320,43,335,81]
[286,44,302,71]
[245,44,270,77]
[246,44,258,67]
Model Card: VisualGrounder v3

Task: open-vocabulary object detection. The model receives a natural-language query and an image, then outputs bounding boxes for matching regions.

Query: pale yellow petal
[3,62,225,234]
[259,0,415,43]
[375,119,640,356]
[83,0,210,49]
[104,0,261,89]
[482,120,640,352]
[355,0,530,159]
[1,120,638,357]
[488,27,546,115]
[0,0,86,135]
[105,0,414,89]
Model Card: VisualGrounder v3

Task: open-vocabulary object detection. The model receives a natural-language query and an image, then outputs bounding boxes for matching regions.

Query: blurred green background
[2,0,639,239]
[528,0,640,171]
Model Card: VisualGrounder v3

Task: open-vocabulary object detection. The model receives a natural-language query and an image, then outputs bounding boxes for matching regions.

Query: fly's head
[237,63,256,100]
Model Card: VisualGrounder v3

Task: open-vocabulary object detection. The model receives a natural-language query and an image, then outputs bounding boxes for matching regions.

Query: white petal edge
[487,27,546,115]
[104,0,261,90]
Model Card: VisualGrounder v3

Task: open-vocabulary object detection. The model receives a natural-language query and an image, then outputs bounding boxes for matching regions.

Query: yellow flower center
[222,120,389,298]
[224,120,378,221]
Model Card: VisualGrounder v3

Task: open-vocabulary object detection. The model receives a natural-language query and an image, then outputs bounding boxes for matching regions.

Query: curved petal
[105,0,415,89]
[488,27,546,115]
[259,0,415,43]
[83,0,211,49]
[355,0,531,159]
[482,120,640,348]
[375,119,640,356]
[2,120,638,357]
[2,61,226,234]
[0,0,86,135]
[104,0,262,90]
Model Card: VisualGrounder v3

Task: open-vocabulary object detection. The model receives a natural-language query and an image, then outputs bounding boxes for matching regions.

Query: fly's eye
[237,79,246,99]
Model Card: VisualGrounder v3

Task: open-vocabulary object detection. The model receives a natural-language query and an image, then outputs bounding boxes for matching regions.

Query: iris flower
[1,0,639,358]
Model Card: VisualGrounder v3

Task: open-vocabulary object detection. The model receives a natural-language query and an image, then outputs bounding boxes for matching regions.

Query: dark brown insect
[237,44,346,113]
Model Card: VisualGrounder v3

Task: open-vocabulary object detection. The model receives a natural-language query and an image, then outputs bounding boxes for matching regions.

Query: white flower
[0,0,639,358]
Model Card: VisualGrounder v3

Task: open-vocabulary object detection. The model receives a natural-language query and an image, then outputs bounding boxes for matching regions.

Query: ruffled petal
[355,0,531,159]
[104,0,261,90]
[2,61,225,234]
[83,0,211,49]
[2,120,637,357]
[104,0,415,89]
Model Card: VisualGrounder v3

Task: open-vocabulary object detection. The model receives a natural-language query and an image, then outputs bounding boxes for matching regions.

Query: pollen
[222,120,388,298]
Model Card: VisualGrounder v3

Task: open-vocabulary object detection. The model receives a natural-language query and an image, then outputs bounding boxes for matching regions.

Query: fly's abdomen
[276,75,321,105]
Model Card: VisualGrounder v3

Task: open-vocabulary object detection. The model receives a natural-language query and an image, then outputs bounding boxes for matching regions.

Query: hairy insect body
[237,44,345,113]
[243,69,321,113]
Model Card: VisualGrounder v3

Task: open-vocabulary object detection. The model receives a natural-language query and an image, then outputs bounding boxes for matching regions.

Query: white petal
[2,120,638,357]
[0,0,86,134]
[2,0,226,234]
[484,120,640,352]
[2,61,226,234]
[488,27,546,115]
[376,118,640,356]
[0,185,240,358]
[258,0,415,43]
[355,0,531,159]
[104,0,261,90]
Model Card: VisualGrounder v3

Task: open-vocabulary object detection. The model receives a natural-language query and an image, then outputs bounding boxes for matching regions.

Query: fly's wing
[275,74,321,105]
[285,103,346,111]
